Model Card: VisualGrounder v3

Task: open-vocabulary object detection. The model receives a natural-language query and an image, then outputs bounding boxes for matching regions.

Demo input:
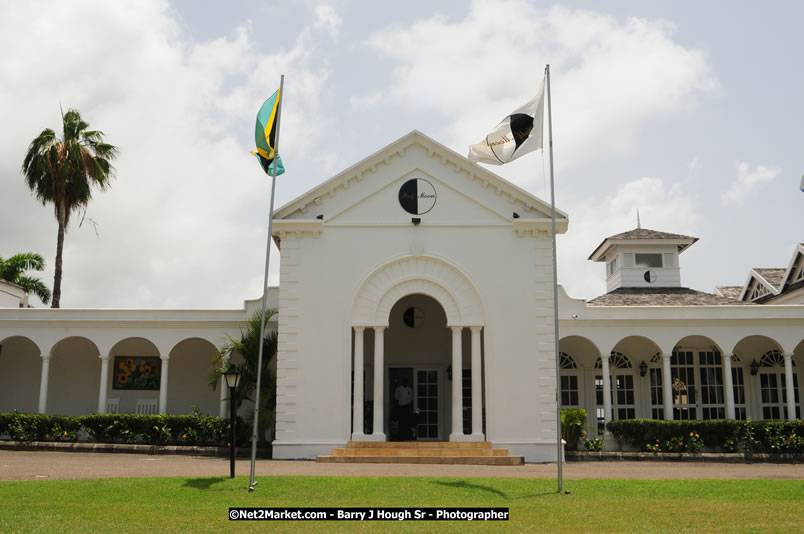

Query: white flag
[468,80,545,165]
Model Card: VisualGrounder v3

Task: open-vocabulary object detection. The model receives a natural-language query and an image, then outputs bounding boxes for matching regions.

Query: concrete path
[1,450,802,481]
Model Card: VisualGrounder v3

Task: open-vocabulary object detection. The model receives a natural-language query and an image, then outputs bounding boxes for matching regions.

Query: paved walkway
[1,450,802,481]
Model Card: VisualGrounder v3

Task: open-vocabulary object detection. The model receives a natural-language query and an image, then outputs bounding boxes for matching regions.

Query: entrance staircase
[317,441,523,465]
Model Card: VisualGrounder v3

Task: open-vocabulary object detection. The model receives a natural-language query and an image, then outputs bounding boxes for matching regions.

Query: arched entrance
[350,255,485,443]
[385,294,450,441]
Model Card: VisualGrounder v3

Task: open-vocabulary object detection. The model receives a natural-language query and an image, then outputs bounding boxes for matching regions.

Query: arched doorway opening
[0,336,41,413]
[349,255,485,443]
[385,294,450,441]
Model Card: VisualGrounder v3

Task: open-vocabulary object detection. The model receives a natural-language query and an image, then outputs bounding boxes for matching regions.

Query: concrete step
[317,455,524,465]
[317,441,523,465]
[331,447,509,457]
[347,441,493,449]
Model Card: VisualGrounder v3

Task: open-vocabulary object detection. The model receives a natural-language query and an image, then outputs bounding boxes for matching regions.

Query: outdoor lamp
[750,360,759,376]
[224,365,242,390]
[223,364,242,478]
[639,360,648,377]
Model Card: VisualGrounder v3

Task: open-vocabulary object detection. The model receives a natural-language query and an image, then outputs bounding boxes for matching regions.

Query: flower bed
[606,419,803,454]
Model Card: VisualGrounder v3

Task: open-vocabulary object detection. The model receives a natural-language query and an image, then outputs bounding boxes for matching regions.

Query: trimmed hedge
[607,419,803,453]
[0,411,251,447]
[0,413,82,442]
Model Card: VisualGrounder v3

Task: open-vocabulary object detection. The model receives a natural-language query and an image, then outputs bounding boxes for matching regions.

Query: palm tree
[21,108,118,308]
[210,309,278,446]
[0,252,51,305]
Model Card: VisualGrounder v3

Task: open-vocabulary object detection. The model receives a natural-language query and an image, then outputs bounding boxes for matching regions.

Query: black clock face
[398,178,436,215]
[644,270,657,283]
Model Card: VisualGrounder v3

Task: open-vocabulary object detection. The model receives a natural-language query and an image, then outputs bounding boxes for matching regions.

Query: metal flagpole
[545,64,564,493]
[249,74,285,492]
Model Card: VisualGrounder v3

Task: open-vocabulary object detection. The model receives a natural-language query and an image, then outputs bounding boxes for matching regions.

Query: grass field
[1,476,801,533]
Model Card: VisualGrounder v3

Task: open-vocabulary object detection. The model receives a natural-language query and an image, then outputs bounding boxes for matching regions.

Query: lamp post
[223,365,242,478]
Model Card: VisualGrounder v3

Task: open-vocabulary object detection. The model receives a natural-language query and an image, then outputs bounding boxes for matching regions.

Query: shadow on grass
[182,477,228,491]
[432,480,559,500]
[432,480,508,497]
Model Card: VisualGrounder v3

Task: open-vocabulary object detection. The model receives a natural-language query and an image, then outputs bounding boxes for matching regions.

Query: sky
[1,0,802,309]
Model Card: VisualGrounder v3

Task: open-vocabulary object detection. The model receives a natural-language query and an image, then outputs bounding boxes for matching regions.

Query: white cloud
[558,177,698,299]
[361,1,717,185]
[721,160,780,207]
[313,5,342,40]
[0,0,338,308]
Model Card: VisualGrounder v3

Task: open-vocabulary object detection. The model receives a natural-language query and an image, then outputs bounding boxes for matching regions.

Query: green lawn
[1,476,801,533]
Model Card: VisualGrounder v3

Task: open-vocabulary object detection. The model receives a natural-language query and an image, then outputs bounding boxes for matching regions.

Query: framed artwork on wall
[112,356,161,390]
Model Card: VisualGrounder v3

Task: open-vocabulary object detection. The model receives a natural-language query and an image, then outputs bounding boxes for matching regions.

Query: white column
[97,354,110,413]
[470,326,484,440]
[219,353,230,418]
[662,353,673,420]
[601,353,612,425]
[784,353,796,421]
[723,354,735,419]
[371,327,386,440]
[38,353,51,414]
[352,327,366,440]
[450,326,464,440]
[159,356,170,414]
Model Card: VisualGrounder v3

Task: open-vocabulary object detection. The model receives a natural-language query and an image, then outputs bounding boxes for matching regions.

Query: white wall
[271,136,562,461]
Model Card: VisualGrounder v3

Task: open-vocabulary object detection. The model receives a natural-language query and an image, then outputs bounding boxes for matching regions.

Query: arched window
[559,352,577,369]
[760,350,788,368]
[594,351,632,369]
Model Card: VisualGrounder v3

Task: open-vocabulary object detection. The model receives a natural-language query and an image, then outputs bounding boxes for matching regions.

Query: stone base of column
[363,432,386,442]
[350,432,368,441]
[469,432,485,441]
[602,431,618,452]
[449,432,477,442]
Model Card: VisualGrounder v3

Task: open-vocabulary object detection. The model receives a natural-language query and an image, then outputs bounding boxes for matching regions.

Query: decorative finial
[637,209,641,229]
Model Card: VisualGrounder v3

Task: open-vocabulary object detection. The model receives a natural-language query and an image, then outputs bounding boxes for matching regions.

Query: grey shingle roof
[604,228,697,241]
[588,227,699,260]
[587,287,742,306]
[714,286,743,300]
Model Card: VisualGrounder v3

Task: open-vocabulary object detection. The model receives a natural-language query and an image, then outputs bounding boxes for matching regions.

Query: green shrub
[0,412,250,447]
[7,412,51,441]
[608,419,803,453]
[749,420,803,453]
[582,430,604,451]
[0,413,81,442]
[560,409,587,451]
[0,412,14,437]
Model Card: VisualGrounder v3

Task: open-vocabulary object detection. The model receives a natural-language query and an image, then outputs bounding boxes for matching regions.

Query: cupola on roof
[588,228,698,262]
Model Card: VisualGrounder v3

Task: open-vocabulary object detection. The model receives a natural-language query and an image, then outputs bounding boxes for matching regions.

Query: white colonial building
[0,132,801,462]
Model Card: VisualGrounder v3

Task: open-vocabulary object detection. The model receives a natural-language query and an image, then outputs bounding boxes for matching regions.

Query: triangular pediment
[738,244,804,302]
[740,270,782,302]
[780,244,804,292]
[273,131,567,229]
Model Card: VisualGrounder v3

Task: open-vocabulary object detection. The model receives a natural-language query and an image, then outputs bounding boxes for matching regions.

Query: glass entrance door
[760,372,799,420]
[389,367,439,440]
[698,351,725,419]
[671,351,697,419]
[415,369,439,440]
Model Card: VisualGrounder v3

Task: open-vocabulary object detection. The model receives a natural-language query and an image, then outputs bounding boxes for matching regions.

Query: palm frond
[0,252,45,277]
[15,276,51,304]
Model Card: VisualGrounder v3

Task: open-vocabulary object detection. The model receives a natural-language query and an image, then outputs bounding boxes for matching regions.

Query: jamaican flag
[252,89,285,176]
